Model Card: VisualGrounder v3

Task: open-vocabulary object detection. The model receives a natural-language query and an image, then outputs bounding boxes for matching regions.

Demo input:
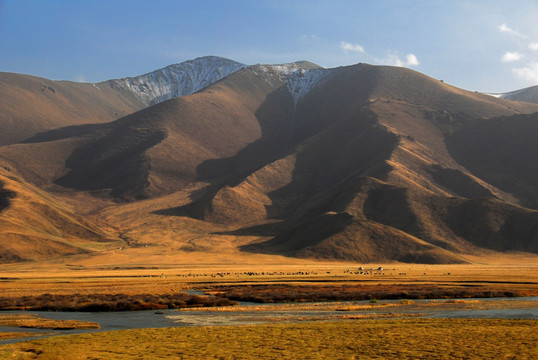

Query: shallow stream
[1,296,537,345]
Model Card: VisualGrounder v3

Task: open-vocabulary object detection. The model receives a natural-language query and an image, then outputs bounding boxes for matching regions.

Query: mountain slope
[0,72,144,146]
[498,85,538,104]
[0,62,315,200]
[0,166,119,262]
[2,61,538,264]
[102,56,246,106]
[447,112,538,208]
[197,64,538,261]
[0,56,246,146]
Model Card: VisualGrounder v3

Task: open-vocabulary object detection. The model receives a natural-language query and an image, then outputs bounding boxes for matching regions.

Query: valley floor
[1,258,537,358]
[1,318,537,359]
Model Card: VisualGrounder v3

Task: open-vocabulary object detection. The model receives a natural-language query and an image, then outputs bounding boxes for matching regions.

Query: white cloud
[529,42,538,51]
[513,62,538,84]
[405,53,420,66]
[499,23,523,37]
[380,53,420,67]
[501,51,524,62]
[340,41,364,53]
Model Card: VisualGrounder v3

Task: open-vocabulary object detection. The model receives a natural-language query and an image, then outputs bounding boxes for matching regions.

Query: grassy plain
[1,258,537,357]
[1,318,537,359]
[1,258,537,298]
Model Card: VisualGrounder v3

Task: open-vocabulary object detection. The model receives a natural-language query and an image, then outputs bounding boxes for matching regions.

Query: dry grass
[1,318,537,359]
[0,332,36,341]
[207,283,524,303]
[0,293,236,311]
[0,313,99,330]
[1,263,537,300]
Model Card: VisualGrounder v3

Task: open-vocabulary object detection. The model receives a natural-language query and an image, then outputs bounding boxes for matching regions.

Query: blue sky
[1,0,538,92]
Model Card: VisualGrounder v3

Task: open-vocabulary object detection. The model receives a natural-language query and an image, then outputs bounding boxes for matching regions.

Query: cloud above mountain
[513,62,538,83]
[498,23,538,85]
[340,40,419,69]
[340,41,365,53]
[376,53,420,67]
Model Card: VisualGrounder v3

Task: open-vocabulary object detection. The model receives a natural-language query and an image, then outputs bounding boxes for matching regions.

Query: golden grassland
[1,318,537,359]
[0,333,35,341]
[1,260,537,298]
[0,314,99,330]
[0,262,537,358]
[176,298,537,313]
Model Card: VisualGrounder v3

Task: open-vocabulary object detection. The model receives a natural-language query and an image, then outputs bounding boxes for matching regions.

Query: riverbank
[2,318,537,359]
[1,296,536,345]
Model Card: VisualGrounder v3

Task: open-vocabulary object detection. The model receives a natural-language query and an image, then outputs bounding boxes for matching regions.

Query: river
[1,296,537,345]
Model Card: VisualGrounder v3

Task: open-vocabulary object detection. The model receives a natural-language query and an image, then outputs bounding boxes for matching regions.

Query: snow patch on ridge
[286,68,333,105]
[253,63,333,105]
[104,56,246,106]
[498,85,538,103]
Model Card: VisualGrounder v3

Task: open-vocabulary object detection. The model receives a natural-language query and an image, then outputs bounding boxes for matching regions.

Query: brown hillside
[3,65,299,200]
[2,62,538,264]
[447,112,538,209]
[0,72,144,145]
[235,64,538,261]
[0,166,119,263]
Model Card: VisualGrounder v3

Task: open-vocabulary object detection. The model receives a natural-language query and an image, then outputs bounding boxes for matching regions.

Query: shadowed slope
[236,64,538,261]
[447,112,538,209]
[54,117,167,201]
[0,181,16,213]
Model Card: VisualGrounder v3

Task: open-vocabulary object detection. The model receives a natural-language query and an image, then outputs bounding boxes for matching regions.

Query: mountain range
[1,56,538,264]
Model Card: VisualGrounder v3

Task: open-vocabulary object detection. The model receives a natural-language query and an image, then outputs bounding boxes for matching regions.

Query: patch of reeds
[209,284,519,303]
[0,314,99,329]
[0,292,237,312]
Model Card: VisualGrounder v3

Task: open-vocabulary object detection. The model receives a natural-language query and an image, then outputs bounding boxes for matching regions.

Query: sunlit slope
[0,167,119,262]
[0,72,145,146]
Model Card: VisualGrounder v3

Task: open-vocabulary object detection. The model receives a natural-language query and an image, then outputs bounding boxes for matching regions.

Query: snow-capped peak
[103,56,246,106]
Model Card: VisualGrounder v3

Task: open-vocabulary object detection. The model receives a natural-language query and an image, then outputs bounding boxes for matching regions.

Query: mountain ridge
[1,58,538,264]
[102,56,247,106]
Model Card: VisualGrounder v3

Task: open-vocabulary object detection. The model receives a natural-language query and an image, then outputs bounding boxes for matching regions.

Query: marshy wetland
[0,262,537,358]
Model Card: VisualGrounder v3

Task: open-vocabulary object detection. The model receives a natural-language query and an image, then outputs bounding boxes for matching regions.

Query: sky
[1,0,538,93]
